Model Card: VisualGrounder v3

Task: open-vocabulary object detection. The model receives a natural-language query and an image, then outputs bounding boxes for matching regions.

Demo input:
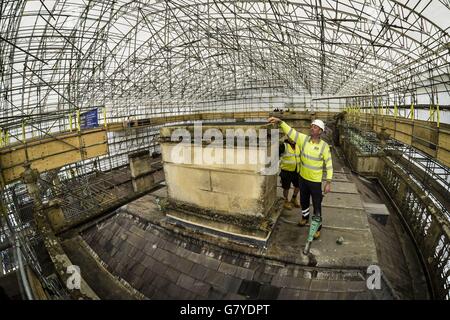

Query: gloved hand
[268,117,281,124]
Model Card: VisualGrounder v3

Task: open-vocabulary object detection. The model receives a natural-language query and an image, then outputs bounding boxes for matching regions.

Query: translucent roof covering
[1,0,449,133]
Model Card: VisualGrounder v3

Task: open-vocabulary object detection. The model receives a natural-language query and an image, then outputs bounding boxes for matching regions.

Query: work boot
[313,230,321,240]
[283,200,293,210]
[298,217,308,226]
[290,196,300,208]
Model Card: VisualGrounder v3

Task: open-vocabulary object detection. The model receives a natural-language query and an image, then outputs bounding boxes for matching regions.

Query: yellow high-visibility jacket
[280,142,301,173]
[280,121,333,183]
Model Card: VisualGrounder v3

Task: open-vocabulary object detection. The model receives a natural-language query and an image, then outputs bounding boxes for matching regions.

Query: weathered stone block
[132,174,154,193]
[164,163,271,216]
[161,144,271,173]
[128,150,153,178]
[210,170,262,198]
[46,203,66,232]
[160,122,282,243]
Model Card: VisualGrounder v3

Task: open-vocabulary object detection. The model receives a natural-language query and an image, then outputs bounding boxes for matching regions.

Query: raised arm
[268,117,307,148]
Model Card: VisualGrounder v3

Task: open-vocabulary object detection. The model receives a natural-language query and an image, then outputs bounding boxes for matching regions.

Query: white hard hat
[311,119,325,131]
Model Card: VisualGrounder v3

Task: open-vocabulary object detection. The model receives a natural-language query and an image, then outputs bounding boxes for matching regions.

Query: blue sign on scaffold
[80,108,99,129]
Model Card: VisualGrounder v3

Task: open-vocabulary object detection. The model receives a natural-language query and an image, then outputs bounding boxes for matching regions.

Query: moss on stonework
[168,200,275,232]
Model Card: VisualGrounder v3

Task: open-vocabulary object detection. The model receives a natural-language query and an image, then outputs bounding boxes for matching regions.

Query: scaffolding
[0,0,449,299]
[1,1,449,141]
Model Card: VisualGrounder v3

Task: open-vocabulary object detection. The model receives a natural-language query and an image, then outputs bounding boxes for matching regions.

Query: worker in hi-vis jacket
[268,117,333,240]
[279,136,301,210]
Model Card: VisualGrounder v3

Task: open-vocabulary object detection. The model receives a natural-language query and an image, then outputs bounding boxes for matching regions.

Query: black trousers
[279,169,300,189]
[299,176,323,230]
